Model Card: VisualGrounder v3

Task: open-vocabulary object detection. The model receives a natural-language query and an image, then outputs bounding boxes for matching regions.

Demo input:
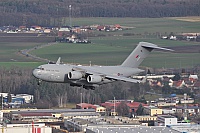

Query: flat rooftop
[86,126,180,133]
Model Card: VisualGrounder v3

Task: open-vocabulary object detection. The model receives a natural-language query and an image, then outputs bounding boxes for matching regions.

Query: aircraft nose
[32,69,39,78]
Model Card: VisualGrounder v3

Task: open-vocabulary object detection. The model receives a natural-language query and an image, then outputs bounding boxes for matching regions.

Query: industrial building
[7,109,97,123]
[86,125,180,133]
[0,123,52,133]
[155,115,177,126]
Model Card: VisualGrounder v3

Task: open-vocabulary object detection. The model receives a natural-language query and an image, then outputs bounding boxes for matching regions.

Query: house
[143,106,162,116]
[31,25,42,30]
[114,24,121,30]
[172,80,185,88]
[44,29,51,33]
[101,101,147,116]
[172,106,200,115]
[180,98,194,104]
[189,74,198,83]
[169,36,177,40]
[156,102,176,107]
[149,79,162,87]
[96,25,105,31]
[76,103,106,114]
[76,103,96,110]
[193,81,200,89]
[95,106,106,114]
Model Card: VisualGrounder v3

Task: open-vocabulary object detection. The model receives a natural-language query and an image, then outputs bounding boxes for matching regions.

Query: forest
[0,66,195,108]
[0,67,148,108]
[0,0,199,26]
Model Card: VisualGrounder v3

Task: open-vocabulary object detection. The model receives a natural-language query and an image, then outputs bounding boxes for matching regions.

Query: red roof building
[101,101,147,113]
[172,80,185,88]
[76,103,96,109]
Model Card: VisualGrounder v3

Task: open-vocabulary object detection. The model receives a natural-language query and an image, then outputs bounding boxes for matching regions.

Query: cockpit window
[36,66,44,70]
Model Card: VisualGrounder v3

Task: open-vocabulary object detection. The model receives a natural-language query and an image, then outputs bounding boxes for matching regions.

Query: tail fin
[121,42,173,68]
[56,57,61,64]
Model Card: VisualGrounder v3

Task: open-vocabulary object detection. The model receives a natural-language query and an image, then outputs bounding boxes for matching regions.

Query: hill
[0,0,200,26]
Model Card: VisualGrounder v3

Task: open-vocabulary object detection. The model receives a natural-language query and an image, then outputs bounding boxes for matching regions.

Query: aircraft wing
[73,66,141,83]
[105,75,141,83]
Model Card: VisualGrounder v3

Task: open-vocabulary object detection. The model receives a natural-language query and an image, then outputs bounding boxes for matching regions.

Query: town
[0,22,200,132]
[0,70,200,133]
[1,25,200,44]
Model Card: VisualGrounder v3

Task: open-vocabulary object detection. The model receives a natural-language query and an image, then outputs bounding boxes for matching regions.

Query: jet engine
[68,71,83,79]
[87,75,103,83]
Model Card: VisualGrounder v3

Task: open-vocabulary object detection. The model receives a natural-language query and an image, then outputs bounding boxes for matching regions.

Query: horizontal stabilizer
[141,43,174,51]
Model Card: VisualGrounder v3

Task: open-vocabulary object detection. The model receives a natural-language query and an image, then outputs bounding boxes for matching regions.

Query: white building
[0,123,52,133]
[15,94,33,103]
[0,111,3,122]
[155,115,177,126]
[172,106,200,115]
[180,98,194,104]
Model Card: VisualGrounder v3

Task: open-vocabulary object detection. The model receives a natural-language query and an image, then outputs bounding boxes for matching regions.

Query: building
[8,109,98,123]
[169,124,200,133]
[180,98,194,104]
[76,103,96,110]
[86,125,180,133]
[101,101,147,116]
[137,115,157,122]
[0,123,52,133]
[94,105,106,114]
[155,115,177,126]
[156,102,177,107]
[15,94,33,103]
[62,109,100,119]
[76,103,106,115]
[143,106,162,116]
[0,111,3,122]
[172,106,200,115]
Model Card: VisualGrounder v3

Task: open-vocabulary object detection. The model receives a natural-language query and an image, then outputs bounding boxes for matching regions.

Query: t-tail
[121,42,173,68]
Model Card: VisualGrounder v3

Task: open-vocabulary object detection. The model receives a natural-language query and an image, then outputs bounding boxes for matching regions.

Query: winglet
[56,57,61,64]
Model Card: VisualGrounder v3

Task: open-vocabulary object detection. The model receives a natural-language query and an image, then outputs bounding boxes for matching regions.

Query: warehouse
[0,123,52,133]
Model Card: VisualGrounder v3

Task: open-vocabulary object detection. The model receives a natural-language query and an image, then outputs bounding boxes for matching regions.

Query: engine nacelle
[87,75,103,83]
[68,71,83,80]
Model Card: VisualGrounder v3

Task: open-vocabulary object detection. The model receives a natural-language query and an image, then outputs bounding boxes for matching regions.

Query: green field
[1,17,200,68]
[0,42,45,68]
[66,17,200,34]
[30,36,200,68]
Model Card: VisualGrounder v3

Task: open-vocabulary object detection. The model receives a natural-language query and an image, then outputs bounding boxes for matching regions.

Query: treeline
[0,67,148,108]
[0,0,199,26]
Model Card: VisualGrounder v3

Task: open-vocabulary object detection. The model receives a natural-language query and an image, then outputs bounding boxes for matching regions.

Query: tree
[116,102,129,116]
[136,104,144,116]
[172,73,181,81]
[7,93,12,103]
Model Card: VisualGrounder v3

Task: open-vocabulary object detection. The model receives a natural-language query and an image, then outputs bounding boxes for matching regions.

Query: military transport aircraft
[32,42,173,89]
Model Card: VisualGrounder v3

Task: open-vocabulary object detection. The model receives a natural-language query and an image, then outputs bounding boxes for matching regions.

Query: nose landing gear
[37,79,42,85]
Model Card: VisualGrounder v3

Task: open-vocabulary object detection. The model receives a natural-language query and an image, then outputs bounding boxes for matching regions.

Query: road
[20,42,58,62]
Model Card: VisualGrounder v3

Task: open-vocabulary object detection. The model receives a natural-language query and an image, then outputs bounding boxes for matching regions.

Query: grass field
[65,17,200,34]
[30,36,200,68]
[1,17,200,68]
[0,42,45,68]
